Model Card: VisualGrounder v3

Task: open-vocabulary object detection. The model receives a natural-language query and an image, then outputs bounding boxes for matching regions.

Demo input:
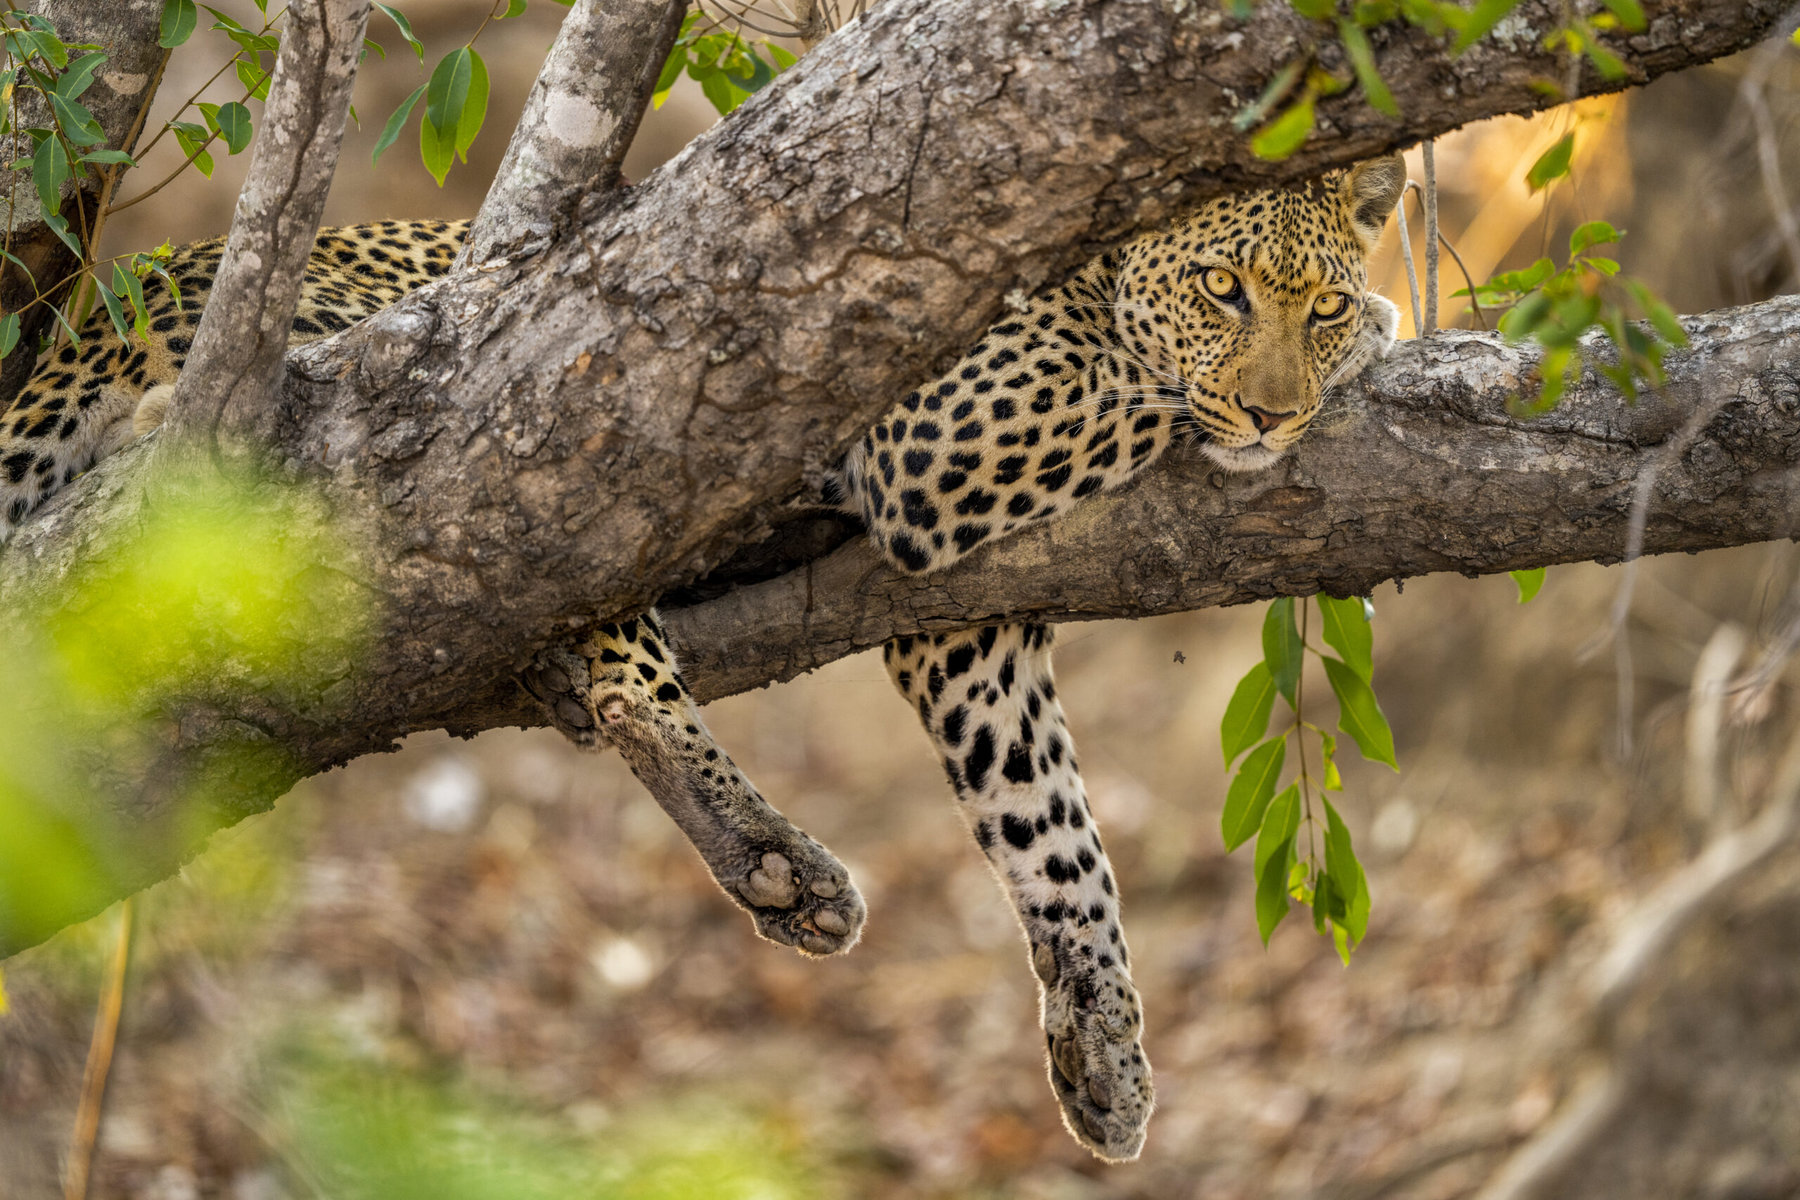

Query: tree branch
[460,0,688,267]
[0,0,1789,954]
[161,0,370,445]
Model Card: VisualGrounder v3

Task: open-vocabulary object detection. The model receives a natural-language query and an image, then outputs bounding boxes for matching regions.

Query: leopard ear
[1341,153,1407,248]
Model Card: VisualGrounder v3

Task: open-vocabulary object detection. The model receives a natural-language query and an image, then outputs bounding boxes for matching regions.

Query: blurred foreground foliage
[0,462,372,954]
[275,1045,825,1200]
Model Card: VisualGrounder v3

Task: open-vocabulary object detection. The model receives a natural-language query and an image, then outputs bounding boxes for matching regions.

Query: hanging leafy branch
[1219,596,1392,959]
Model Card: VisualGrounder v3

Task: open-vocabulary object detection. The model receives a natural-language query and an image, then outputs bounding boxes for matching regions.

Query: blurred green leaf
[1337,20,1399,117]
[1451,0,1523,52]
[374,84,425,163]
[1526,132,1574,191]
[1251,94,1315,160]
[1510,566,1545,603]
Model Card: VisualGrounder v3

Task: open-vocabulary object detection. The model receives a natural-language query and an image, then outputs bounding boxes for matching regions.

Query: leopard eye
[1202,268,1240,300]
[1312,291,1351,321]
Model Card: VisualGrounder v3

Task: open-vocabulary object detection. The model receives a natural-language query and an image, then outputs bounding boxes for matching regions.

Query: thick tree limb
[0,2,170,410]
[0,0,1790,954]
[459,0,687,267]
[654,298,1800,701]
[162,0,369,444]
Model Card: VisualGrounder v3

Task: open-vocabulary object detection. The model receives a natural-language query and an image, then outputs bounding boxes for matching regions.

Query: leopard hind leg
[886,623,1154,1161]
[523,612,866,956]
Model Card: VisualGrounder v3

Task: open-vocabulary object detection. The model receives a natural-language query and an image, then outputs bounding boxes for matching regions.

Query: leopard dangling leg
[886,623,1153,1161]
[523,612,866,956]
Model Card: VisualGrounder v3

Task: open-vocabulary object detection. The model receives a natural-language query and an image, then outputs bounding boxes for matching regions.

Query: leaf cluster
[1218,595,1393,959]
[653,13,797,118]
[1457,214,1687,413]
[1229,0,1648,162]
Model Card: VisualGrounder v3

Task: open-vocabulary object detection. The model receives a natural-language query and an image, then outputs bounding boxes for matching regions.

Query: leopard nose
[1242,405,1284,433]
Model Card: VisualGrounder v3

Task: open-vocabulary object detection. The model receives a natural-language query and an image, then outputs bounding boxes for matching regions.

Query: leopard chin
[1200,440,1292,473]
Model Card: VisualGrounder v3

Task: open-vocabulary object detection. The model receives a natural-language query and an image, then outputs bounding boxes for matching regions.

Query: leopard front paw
[520,646,601,746]
[1033,940,1154,1161]
[734,845,867,957]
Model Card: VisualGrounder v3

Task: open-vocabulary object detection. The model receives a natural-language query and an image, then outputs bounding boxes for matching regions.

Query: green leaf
[48,93,103,146]
[1256,836,1295,943]
[1320,730,1343,791]
[0,312,19,360]
[454,49,489,159]
[373,84,424,163]
[114,262,148,339]
[1262,597,1303,706]
[1626,279,1688,346]
[235,57,270,100]
[1525,132,1574,192]
[1598,0,1645,28]
[767,43,797,70]
[54,51,105,101]
[373,4,425,64]
[1221,661,1278,767]
[1569,219,1619,256]
[419,46,485,183]
[1510,566,1545,603]
[1233,59,1304,132]
[1288,0,1334,17]
[79,149,135,166]
[1451,0,1524,52]
[1253,785,1302,944]
[160,0,199,47]
[1337,19,1399,118]
[1323,656,1398,770]
[499,0,528,15]
[1221,737,1286,851]
[214,100,251,154]
[32,131,69,222]
[172,121,214,177]
[1317,594,1373,682]
[1251,94,1315,161]
[1323,799,1371,944]
[42,209,80,256]
[97,276,129,340]
[1254,782,1301,880]
[420,47,472,185]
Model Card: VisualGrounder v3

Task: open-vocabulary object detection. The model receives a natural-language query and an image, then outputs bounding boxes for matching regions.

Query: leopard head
[1112,154,1406,472]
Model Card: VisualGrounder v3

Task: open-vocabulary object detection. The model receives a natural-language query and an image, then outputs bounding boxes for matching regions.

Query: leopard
[0,154,1406,1163]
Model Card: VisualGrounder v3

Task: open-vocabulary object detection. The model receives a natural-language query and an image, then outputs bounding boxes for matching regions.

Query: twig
[1395,180,1423,336]
[1435,226,1487,331]
[1684,622,1746,830]
[1421,140,1439,334]
[62,899,134,1200]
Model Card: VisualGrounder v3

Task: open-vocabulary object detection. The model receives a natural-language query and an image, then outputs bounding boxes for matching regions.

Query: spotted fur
[0,156,1405,1163]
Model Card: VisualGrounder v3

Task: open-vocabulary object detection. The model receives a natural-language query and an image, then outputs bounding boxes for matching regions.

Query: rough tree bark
[0,0,1791,954]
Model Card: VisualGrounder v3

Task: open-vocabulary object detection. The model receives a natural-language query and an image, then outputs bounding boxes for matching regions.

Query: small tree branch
[160,0,370,446]
[460,0,689,267]
[0,3,170,411]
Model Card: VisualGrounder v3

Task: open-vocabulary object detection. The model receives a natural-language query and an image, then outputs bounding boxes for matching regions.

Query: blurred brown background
[5,5,1800,1198]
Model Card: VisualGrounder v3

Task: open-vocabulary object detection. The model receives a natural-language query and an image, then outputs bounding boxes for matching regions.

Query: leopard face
[845,155,1407,576]
[1111,157,1407,473]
